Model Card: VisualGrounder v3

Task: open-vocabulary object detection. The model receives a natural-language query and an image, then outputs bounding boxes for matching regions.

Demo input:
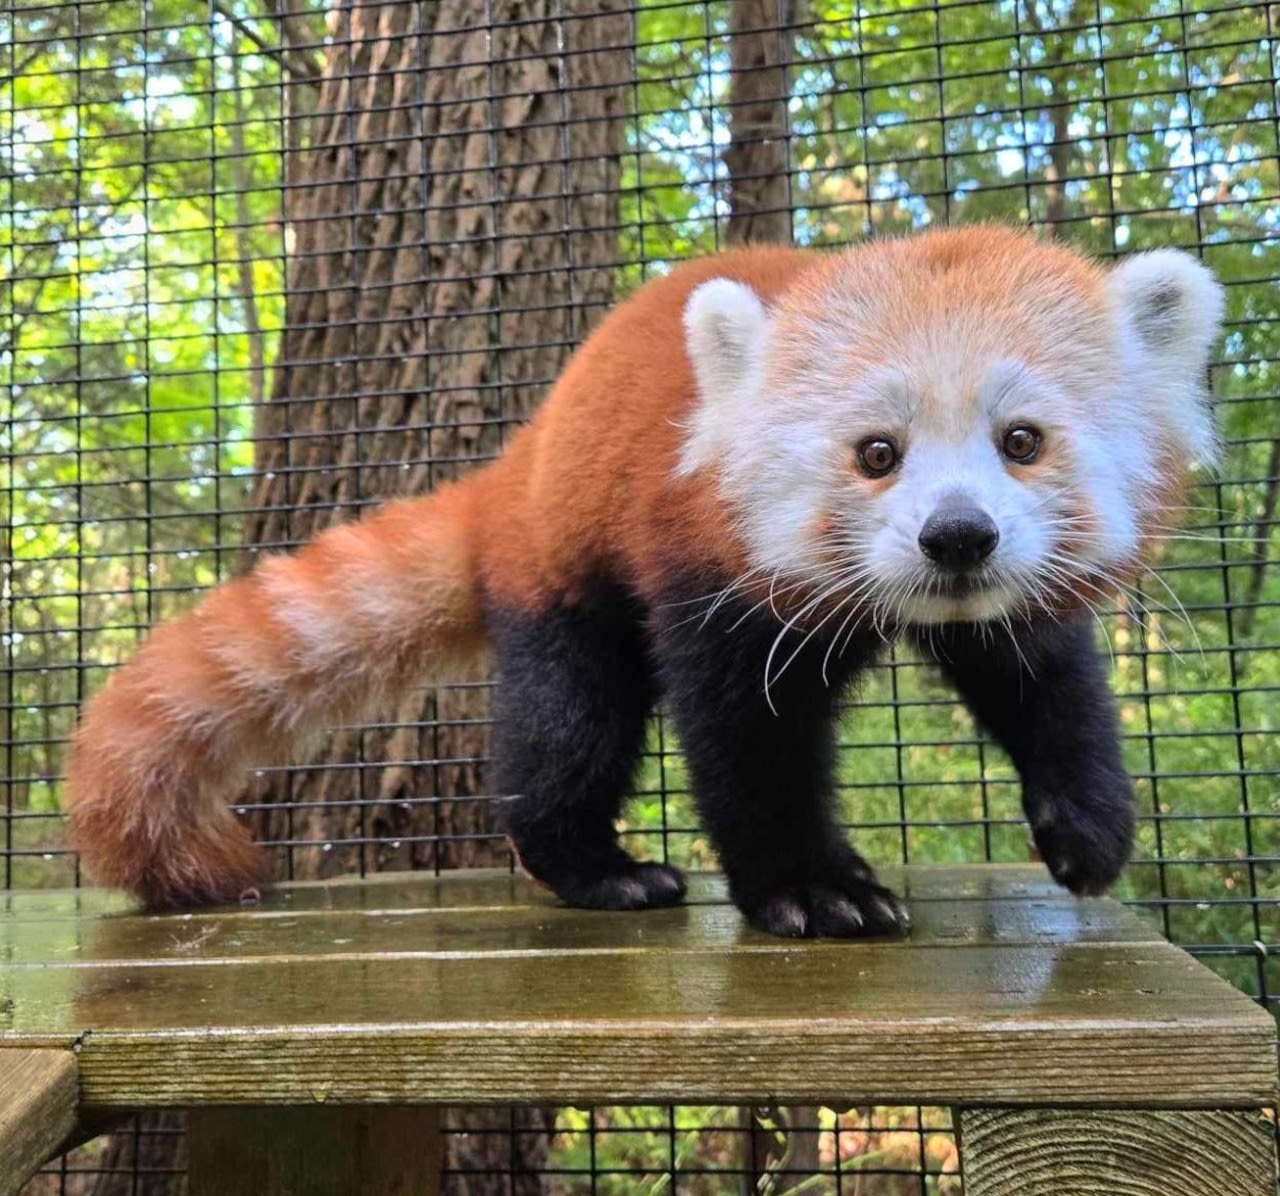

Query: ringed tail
[63,480,487,908]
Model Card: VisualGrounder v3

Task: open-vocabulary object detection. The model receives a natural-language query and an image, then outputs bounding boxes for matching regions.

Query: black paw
[735,858,910,939]
[1029,787,1134,897]
[548,860,688,911]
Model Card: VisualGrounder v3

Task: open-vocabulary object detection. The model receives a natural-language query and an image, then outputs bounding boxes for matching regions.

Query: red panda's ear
[1107,249,1224,357]
[1107,249,1224,469]
[677,279,772,476]
[682,278,770,405]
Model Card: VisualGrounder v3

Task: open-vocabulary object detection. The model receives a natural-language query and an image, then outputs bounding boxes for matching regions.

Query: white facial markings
[857,426,1050,625]
[810,351,1118,624]
[728,405,844,581]
[676,243,1223,631]
[843,365,919,431]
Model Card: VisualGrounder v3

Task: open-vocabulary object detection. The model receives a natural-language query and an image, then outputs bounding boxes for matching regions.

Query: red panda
[63,226,1223,937]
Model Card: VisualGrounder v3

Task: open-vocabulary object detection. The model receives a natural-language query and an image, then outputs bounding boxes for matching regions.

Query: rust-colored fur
[66,485,486,903]
[67,245,813,905]
[472,246,813,605]
[64,228,1214,906]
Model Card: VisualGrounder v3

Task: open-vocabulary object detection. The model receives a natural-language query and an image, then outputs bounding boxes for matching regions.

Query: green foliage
[4,1,299,850]
[548,1104,960,1195]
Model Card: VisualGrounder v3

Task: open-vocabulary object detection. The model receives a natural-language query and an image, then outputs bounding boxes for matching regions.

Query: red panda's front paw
[1029,788,1135,897]
[735,863,911,940]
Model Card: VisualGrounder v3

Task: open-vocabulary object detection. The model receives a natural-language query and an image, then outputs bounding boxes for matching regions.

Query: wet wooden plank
[0,865,1070,921]
[0,941,1271,1107]
[70,1016,1276,1108]
[959,1108,1276,1196]
[0,867,1270,1110]
[0,896,1163,968]
[0,936,1249,1035]
[0,1049,78,1196]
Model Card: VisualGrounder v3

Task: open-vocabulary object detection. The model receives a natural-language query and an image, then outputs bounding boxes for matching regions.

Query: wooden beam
[960,1108,1276,1196]
[187,1105,441,1196]
[0,1049,78,1196]
[62,935,1275,1108]
[1,870,1273,1112]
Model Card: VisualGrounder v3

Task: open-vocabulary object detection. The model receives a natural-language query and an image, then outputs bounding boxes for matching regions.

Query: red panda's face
[680,230,1223,630]
[819,355,1100,625]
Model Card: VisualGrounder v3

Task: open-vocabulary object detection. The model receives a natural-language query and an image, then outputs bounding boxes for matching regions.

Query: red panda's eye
[1002,425,1042,463]
[856,437,899,478]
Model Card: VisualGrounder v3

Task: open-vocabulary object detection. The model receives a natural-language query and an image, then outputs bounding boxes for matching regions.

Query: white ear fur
[1108,249,1225,467]
[678,279,771,475]
[683,278,770,398]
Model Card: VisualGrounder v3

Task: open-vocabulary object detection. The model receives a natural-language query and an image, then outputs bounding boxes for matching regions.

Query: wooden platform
[0,865,1275,1194]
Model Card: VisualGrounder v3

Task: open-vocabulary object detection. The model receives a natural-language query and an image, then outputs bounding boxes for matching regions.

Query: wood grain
[0,867,1270,1110]
[0,1049,78,1196]
[188,1105,441,1196]
[72,1019,1275,1109]
[0,897,1163,968]
[960,1108,1276,1195]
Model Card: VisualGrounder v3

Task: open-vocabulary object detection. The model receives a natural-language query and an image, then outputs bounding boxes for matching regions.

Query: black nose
[918,502,1000,571]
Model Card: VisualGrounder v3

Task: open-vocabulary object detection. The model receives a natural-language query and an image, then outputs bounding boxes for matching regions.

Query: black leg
[491,589,685,910]
[652,587,908,938]
[919,618,1134,895]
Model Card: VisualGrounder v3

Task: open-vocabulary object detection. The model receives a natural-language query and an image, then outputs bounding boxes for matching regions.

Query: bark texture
[724,0,796,246]
[249,5,630,1189]
[81,1110,185,1196]
[246,0,629,875]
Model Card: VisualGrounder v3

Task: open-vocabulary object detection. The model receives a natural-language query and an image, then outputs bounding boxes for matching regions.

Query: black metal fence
[4,1,1277,1192]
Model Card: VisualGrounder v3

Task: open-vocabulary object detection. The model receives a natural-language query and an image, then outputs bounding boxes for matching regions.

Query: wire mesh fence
[3,0,1277,1192]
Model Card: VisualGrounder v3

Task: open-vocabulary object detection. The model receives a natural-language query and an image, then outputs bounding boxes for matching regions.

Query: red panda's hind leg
[492,588,685,911]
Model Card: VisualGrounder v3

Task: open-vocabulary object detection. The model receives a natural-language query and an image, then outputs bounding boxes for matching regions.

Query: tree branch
[212,0,322,84]
[1238,438,1280,637]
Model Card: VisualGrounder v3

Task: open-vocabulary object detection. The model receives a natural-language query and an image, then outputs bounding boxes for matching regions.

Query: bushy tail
[64,483,486,908]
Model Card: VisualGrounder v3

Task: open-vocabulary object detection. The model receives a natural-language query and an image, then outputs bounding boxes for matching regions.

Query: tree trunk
[249,3,630,1188]
[739,1105,822,1195]
[1026,0,1078,233]
[724,0,796,246]
[245,0,629,884]
[81,1111,185,1196]
[82,3,631,1193]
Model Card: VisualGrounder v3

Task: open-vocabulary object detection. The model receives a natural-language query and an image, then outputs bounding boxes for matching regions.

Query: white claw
[831,898,864,928]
